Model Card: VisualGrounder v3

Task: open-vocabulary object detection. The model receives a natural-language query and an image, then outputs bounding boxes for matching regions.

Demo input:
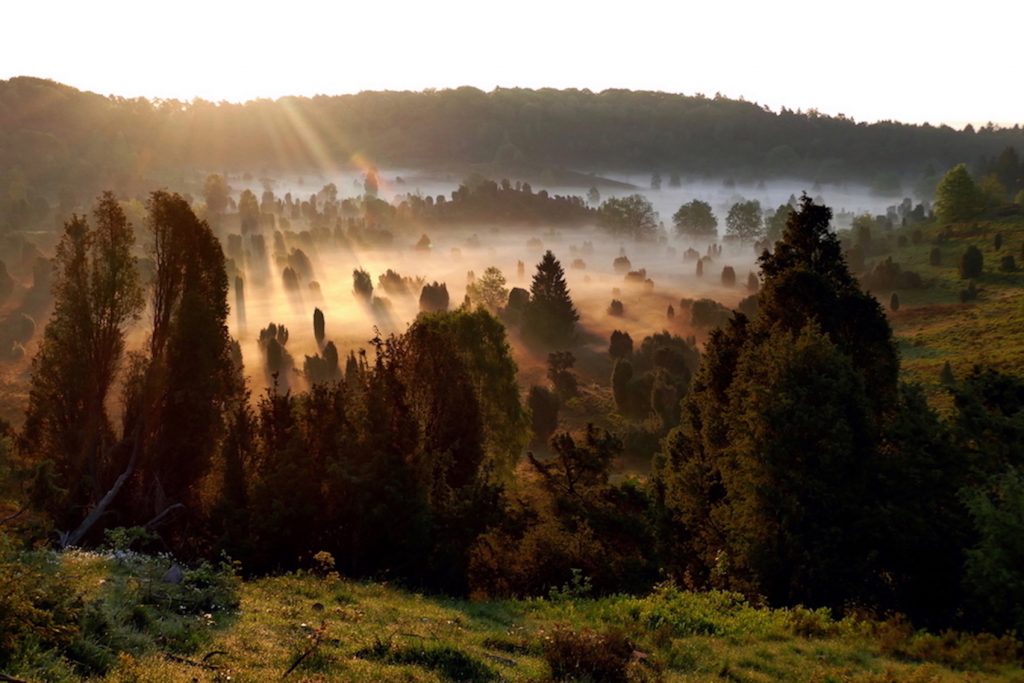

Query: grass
[6,551,1022,682]
[861,213,1024,411]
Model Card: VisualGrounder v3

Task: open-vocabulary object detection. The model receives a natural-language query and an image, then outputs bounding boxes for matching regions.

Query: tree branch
[59,424,142,549]
[0,505,28,527]
[144,503,185,531]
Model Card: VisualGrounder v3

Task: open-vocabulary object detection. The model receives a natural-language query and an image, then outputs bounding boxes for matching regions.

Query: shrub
[999,255,1017,272]
[379,268,425,296]
[787,607,839,638]
[960,281,978,303]
[419,281,449,313]
[736,294,758,318]
[890,292,900,311]
[352,268,374,300]
[609,330,633,359]
[1,313,36,346]
[690,298,732,328]
[862,257,924,290]
[542,625,638,683]
[608,299,624,316]
[0,544,82,672]
[721,266,736,287]
[929,247,942,266]
[613,256,631,273]
[528,386,560,443]
[959,246,983,279]
[0,545,238,678]
[547,351,578,400]
[624,269,648,285]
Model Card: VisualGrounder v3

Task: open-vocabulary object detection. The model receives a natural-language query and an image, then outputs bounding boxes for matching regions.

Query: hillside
[874,213,1024,406]
[3,77,1024,200]
[4,549,1022,682]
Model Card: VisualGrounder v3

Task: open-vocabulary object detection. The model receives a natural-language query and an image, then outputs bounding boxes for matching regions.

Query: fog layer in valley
[225,169,914,393]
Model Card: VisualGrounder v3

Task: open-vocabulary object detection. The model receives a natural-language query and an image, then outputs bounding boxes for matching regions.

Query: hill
[3,77,1024,200]
[868,213,1024,406]
[3,549,1022,682]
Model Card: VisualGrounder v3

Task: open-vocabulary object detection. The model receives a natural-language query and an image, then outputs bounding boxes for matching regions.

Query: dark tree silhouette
[522,251,578,347]
[672,199,717,237]
[22,192,143,529]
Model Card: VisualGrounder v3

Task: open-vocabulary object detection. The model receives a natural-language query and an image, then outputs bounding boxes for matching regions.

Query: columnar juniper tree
[128,191,240,528]
[22,192,143,530]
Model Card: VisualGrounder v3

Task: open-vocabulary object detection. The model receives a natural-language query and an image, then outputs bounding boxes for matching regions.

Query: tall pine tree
[522,250,578,347]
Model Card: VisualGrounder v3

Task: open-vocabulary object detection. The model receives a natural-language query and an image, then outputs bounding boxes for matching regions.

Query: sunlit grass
[89,571,1023,682]
[875,215,1024,411]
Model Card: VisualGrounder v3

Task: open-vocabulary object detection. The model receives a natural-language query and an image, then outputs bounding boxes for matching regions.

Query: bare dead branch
[59,424,142,549]
[144,503,185,531]
[0,505,28,527]
[283,620,327,678]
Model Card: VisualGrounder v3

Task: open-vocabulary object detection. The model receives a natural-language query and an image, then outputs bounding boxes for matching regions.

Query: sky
[2,0,1020,128]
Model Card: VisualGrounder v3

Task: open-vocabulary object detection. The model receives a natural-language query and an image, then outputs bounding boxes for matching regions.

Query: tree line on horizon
[3,76,1024,211]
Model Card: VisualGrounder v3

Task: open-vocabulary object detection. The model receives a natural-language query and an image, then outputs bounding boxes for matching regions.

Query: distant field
[874,214,1024,410]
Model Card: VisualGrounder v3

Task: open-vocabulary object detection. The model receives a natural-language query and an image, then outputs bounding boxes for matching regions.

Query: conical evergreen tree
[655,195,963,621]
[522,250,578,346]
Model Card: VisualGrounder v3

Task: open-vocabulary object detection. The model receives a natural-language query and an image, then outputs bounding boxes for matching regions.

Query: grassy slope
[94,570,1023,682]
[880,214,1024,410]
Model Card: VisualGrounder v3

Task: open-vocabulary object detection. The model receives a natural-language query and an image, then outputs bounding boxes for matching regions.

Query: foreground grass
[8,551,1020,682]
[102,572,1024,682]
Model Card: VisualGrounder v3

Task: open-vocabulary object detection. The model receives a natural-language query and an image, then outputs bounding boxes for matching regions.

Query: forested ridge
[3,76,1024,199]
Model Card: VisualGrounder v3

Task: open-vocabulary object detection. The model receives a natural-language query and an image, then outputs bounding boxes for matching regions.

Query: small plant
[787,606,839,638]
[312,550,338,579]
[548,568,593,601]
[959,280,978,303]
[940,361,955,385]
[608,299,624,316]
[102,526,156,552]
[542,625,651,683]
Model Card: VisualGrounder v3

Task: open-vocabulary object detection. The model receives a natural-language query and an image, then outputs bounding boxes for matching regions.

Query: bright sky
[2,0,1019,128]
